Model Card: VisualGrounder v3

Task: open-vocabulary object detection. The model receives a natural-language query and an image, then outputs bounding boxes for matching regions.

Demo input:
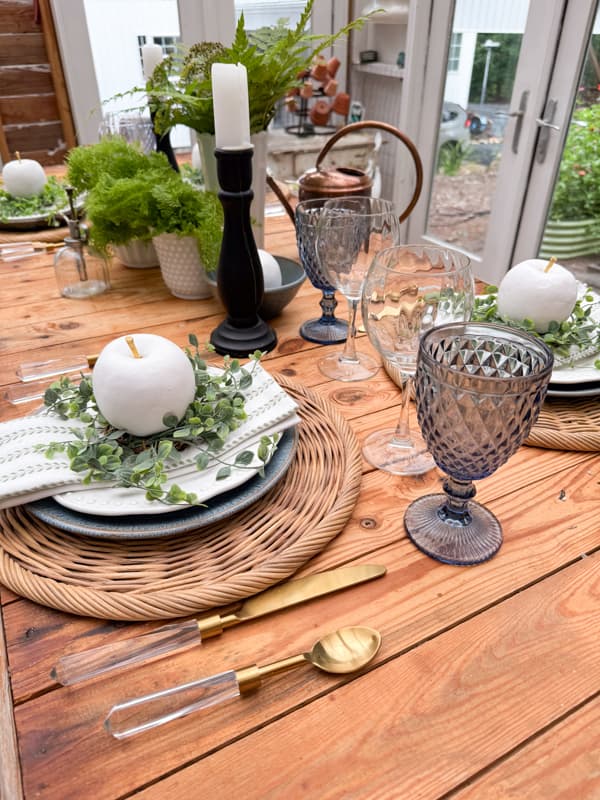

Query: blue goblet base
[300,316,348,345]
[404,493,503,566]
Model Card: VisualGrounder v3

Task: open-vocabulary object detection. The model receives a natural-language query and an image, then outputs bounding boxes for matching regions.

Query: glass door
[514,2,600,288]
[400,0,599,284]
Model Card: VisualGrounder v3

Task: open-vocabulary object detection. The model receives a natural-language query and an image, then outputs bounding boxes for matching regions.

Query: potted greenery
[142,0,371,245]
[66,137,174,267]
[67,138,223,295]
[540,103,600,259]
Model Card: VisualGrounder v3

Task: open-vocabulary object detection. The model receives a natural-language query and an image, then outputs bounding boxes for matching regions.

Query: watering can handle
[315,120,423,223]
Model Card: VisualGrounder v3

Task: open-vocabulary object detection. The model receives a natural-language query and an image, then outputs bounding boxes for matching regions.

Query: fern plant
[145,0,372,136]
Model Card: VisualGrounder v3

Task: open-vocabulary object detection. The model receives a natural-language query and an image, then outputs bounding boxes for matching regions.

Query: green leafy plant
[66,136,171,195]
[143,0,372,136]
[473,285,600,368]
[437,141,470,176]
[40,337,279,506]
[0,176,68,224]
[549,103,600,222]
[65,138,223,266]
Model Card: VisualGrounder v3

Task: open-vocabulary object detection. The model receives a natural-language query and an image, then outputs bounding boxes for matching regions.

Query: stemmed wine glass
[295,199,348,345]
[405,322,554,565]
[315,197,400,381]
[361,245,474,475]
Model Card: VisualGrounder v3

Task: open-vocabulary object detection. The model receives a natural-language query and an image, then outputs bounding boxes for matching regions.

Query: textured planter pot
[540,218,600,259]
[152,233,212,299]
[196,130,267,248]
[113,239,159,268]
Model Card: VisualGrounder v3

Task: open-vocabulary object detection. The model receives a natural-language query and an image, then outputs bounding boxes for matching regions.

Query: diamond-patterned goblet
[295,199,348,345]
[404,322,553,565]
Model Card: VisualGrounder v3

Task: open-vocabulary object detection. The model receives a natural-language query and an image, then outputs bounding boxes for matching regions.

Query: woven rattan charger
[0,378,362,621]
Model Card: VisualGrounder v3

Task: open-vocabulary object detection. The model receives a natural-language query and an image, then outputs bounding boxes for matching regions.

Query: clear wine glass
[295,199,348,345]
[361,245,474,475]
[405,322,554,565]
[315,196,400,381]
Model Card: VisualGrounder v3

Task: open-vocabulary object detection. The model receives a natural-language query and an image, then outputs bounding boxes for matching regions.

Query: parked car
[439,102,470,150]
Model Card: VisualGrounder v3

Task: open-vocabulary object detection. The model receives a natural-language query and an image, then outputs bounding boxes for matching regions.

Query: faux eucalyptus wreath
[40,337,279,506]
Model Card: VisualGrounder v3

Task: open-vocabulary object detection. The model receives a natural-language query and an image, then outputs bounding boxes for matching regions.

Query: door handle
[509,90,529,153]
[535,99,559,163]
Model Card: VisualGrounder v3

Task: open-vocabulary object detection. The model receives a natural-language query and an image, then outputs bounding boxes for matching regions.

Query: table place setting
[0,334,300,519]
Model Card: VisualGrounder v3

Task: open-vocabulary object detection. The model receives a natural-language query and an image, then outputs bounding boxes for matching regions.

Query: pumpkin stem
[544,256,557,273]
[126,336,142,358]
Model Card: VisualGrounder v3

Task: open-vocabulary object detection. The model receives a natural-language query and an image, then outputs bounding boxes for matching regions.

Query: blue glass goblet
[404,322,553,565]
[295,199,348,345]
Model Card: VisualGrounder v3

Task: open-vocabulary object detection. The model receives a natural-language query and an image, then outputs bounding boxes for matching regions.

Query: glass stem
[319,290,338,323]
[439,476,476,526]
[339,298,359,364]
[390,374,414,448]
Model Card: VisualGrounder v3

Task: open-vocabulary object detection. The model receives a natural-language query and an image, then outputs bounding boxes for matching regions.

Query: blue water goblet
[404,322,554,565]
[295,199,348,345]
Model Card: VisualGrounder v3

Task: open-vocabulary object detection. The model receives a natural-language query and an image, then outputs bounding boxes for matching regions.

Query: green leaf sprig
[473,286,600,369]
[40,336,279,506]
[0,176,68,224]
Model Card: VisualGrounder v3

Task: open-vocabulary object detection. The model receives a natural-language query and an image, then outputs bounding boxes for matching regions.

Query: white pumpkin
[2,155,47,198]
[258,249,282,289]
[496,258,578,333]
[92,334,196,436]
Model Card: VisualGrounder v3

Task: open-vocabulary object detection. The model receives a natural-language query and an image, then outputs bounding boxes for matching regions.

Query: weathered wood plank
[453,696,600,799]
[0,66,54,96]
[4,120,64,156]
[0,603,23,800]
[0,2,39,35]
[0,33,46,66]
[0,94,59,125]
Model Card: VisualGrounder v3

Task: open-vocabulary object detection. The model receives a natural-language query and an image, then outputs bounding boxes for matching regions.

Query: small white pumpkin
[496,258,578,333]
[92,334,196,436]
[2,153,47,198]
[258,249,282,289]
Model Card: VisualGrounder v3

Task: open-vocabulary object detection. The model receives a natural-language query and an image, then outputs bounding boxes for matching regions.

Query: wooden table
[1,213,599,800]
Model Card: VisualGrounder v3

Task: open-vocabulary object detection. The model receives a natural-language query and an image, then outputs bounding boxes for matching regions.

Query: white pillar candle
[211,63,251,149]
[141,43,163,80]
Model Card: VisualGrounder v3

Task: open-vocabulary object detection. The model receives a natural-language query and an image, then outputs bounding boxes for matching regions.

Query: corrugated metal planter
[539,218,600,259]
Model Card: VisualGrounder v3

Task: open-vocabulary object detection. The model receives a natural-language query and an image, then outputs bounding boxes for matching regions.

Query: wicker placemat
[0,227,66,244]
[0,378,362,620]
[525,396,600,451]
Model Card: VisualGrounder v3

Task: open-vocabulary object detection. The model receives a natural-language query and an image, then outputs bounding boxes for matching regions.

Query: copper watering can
[267,120,423,224]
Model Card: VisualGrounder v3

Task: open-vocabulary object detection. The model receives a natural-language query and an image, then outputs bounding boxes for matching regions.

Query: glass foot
[404,493,503,566]
[362,428,435,475]
[300,316,348,345]
[318,351,379,382]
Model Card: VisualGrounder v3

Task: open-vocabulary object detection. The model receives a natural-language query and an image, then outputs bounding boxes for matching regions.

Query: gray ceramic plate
[25,427,297,540]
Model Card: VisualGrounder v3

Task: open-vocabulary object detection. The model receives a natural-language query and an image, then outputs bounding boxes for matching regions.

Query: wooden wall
[0,0,76,165]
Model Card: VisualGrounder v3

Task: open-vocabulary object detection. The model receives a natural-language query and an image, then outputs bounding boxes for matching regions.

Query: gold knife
[51,564,386,686]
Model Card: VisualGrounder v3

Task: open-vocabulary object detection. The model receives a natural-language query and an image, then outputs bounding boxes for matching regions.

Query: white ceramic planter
[113,239,159,268]
[540,218,600,259]
[152,233,212,299]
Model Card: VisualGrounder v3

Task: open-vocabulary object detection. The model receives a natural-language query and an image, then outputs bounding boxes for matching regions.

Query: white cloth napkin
[0,364,299,512]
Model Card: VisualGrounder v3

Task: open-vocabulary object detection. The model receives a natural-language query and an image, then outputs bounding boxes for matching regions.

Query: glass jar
[54,235,110,299]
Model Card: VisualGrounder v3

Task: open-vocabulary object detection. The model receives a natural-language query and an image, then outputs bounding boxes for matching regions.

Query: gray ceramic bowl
[207,256,306,320]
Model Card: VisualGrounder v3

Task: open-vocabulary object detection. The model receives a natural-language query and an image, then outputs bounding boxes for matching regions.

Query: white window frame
[50,0,339,146]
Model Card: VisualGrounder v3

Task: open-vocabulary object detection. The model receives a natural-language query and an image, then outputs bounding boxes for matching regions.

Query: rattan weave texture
[0,378,362,620]
[525,396,600,451]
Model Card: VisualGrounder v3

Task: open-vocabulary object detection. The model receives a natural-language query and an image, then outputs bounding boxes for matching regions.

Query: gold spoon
[105,626,381,739]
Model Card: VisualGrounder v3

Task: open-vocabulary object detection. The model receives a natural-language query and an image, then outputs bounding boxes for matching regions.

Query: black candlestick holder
[210,147,277,357]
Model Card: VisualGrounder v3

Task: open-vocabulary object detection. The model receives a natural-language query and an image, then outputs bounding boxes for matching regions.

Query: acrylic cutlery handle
[51,619,203,685]
[17,354,96,382]
[104,669,241,739]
